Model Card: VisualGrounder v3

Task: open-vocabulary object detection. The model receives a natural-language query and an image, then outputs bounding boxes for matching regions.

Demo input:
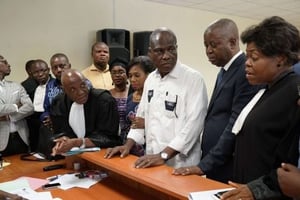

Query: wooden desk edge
[77,150,231,199]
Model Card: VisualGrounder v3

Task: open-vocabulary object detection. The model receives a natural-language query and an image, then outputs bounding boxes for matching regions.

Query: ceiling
[145,0,300,29]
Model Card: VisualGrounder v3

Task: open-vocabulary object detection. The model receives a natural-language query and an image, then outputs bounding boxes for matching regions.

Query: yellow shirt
[81,64,113,90]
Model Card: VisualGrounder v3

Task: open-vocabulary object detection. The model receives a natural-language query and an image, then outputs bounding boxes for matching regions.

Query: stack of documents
[188,188,234,200]
[48,172,105,190]
[62,147,101,156]
[0,177,52,200]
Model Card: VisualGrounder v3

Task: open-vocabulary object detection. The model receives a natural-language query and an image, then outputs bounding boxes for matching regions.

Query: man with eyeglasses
[105,27,208,169]
[0,55,34,156]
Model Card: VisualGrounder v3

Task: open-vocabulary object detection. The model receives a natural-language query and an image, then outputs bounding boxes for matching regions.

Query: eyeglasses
[151,45,177,56]
[111,70,126,76]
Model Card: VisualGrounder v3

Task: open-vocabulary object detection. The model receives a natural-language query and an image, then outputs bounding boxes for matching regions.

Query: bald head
[149,27,177,48]
[204,18,240,67]
[61,69,89,104]
[205,18,239,46]
[61,69,83,85]
[148,27,178,77]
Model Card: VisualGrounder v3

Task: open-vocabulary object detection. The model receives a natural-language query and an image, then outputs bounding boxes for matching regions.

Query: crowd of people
[1,15,300,200]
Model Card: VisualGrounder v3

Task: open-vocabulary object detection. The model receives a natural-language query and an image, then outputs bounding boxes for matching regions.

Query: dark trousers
[0,132,29,156]
[26,112,43,152]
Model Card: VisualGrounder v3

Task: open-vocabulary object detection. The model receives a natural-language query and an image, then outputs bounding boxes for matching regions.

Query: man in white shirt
[105,27,208,168]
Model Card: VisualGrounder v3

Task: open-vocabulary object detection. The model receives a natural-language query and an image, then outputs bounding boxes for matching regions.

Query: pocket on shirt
[164,109,177,118]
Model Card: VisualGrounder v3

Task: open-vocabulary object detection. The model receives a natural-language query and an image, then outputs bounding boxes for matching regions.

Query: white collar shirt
[222,50,243,71]
[33,81,48,112]
[127,61,208,168]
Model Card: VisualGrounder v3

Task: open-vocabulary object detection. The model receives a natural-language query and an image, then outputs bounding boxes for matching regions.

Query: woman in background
[124,56,154,156]
[109,58,129,140]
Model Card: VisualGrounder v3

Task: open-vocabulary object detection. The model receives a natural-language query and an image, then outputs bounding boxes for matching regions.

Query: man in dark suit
[173,18,260,183]
[50,69,121,156]
[21,59,38,101]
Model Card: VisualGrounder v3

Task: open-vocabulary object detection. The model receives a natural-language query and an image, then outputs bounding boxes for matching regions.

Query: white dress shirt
[33,83,47,112]
[127,61,208,168]
[69,102,85,139]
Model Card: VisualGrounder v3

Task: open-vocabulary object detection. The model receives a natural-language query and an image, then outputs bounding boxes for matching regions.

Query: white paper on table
[11,187,53,200]
[50,173,101,190]
[0,179,30,193]
[188,188,234,200]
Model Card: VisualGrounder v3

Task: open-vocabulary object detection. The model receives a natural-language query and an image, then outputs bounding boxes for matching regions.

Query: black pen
[46,175,59,182]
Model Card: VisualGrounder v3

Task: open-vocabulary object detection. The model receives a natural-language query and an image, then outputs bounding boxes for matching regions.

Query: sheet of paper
[17,176,49,190]
[50,173,101,190]
[63,147,101,156]
[0,179,30,193]
[188,188,234,200]
[3,160,11,167]
[12,187,53,200]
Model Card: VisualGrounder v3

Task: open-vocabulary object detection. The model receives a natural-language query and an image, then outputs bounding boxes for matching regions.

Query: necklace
[133,92,141,102]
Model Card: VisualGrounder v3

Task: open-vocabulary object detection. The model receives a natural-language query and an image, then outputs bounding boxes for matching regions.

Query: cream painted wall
[0,0,259,97]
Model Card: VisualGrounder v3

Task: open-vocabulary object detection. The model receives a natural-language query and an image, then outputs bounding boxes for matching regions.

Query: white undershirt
[232,89,266,135]
[33,84,47,112]
[69,102,85,138]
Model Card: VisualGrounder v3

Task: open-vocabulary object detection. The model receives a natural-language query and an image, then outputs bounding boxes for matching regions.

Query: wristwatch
[80,138,86,149]
[160,152,169,161]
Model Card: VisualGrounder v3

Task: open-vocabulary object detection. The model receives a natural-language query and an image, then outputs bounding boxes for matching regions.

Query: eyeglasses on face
[111,70,126,76]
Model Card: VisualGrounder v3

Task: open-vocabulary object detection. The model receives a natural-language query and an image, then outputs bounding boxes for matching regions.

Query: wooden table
[0,155,157,199]
[0,151,231,199]
[78,150,231,200]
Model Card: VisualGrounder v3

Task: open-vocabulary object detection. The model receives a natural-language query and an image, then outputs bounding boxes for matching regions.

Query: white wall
[0,0,259,97]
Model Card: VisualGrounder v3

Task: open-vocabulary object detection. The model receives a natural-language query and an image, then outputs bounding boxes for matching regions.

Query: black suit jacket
[21,77,38,101]
[199,53,261,183]
[50,88,121,148]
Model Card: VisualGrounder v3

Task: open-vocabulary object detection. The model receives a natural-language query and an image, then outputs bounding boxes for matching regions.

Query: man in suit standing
[0,55,34,156]
[173,18,260,183]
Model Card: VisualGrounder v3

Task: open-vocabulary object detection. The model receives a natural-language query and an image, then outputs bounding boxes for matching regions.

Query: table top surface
[79,150,231,199]
[0,151,231,200]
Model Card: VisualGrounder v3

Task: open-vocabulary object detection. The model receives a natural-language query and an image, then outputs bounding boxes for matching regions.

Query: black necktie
[216,68,225,87]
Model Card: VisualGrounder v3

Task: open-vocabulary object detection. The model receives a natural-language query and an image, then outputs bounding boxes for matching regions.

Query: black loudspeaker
[109,47,130,66]
[96,28,130,64]
[133,31,152,56]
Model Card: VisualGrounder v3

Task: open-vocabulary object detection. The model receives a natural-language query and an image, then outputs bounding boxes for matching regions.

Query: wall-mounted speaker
[133,31,152,57]
[96,28,130,64]
[96,29,130,50]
